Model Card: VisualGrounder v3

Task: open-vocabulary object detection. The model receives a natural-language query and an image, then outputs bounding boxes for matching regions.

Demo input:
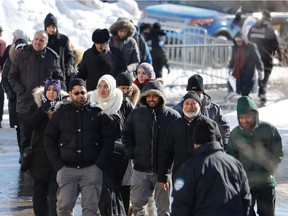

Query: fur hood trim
[130,83,140,107]
[109,18,136,38]
[32,86,69,108]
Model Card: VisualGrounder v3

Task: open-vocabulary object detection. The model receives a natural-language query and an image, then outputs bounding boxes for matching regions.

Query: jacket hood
[129,83,140,107]
[32,86,69,108]
[233,31,249,45]
[139,80,166,106]
[109,18,136,38]
[9,44,17,62]
[236,96,259,125]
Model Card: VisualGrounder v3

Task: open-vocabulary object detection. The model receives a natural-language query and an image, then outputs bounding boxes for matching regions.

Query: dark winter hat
[92,28,110,44]
[116,71,133,86]
[14,38,28,50]
[138,63,155,79]
[44,13,58,29]
[193,118,217,145]
[139,23,152,33]
[262,9,271,19]
[44,79,61,99]
[0,26,3,32]
[181,91,202,107]
[186,74,204,92]
[69,78,86,91]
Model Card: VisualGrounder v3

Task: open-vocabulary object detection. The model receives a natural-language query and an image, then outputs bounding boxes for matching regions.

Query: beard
[183,110,199,118]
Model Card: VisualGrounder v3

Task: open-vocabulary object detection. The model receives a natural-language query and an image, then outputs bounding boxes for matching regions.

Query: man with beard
[45,78,115,215]
[227,96,283,216]
[158,91,222,187]
[122,80,180,216]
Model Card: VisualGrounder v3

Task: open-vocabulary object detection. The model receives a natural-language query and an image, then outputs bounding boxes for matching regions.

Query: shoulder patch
[174,178,185,191]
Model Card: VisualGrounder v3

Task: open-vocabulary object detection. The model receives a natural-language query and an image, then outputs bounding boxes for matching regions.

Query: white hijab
[90,74,123,116]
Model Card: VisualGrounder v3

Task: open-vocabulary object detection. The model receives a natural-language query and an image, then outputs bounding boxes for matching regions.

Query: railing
[159,23,234,89]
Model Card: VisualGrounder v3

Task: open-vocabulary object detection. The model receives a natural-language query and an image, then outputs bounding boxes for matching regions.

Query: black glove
[42,101,51,112]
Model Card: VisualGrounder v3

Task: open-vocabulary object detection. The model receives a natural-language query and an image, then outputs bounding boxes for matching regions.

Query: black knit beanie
[186,74,204,92]
[69,78,86,91]
[92,28,110,44]
[193,119,217,145]
[181,91,202,107]
[44,13,58,29]
[116,72,133,86]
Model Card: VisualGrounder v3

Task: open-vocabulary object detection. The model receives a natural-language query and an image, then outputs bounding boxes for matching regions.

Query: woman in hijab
[24,79,68,216]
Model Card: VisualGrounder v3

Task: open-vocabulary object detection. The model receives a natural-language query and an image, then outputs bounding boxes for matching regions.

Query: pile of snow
[0,0,141,51]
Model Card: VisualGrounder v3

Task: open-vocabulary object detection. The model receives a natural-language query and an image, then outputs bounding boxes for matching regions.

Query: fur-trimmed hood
[9,44,18,62]
[139,80,166,106]
[32,86,69,108]
[109,18,136,38]
[129,83,140,107]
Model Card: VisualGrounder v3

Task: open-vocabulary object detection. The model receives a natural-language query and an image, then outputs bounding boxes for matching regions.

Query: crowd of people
[0,10,284,216]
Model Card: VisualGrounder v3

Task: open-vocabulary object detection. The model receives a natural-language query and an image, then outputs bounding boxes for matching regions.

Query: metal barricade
[159,24,234,89]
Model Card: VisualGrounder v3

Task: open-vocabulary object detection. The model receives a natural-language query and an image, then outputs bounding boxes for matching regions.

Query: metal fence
[159,23,234,89]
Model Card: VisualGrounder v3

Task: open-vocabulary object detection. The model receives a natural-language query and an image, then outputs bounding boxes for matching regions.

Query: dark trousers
[0,85,4,123]
[18,113,33,154]
[249,187,276,216]
[32,178,58,216]
[259,59,273,96]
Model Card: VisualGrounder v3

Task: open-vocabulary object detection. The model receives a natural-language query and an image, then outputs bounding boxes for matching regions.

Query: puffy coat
[227,96,283,190]
[44,101,115,172]
[171,141,251,216]
[8,44,63,114]
[122,80,180,173]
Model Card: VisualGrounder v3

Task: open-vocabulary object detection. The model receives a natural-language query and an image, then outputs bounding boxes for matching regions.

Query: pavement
[0,73,287,215]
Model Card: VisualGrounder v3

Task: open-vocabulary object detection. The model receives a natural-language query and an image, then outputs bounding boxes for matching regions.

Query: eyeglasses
[73,91,86,96]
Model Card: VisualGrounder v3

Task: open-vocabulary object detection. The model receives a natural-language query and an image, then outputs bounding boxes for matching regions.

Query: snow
[1,0,288,214]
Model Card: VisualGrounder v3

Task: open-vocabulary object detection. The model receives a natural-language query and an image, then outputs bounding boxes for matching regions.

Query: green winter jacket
[227,96,283,190]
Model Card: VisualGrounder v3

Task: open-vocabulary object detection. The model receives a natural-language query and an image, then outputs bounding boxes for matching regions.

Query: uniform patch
[174,178,185,191]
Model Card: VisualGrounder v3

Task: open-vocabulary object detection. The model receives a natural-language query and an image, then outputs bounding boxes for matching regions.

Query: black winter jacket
[76,44,127,91]
[8,45,63,114]
[122,105,180,173]
[158,114,222,182]
[171,141,251,216]
[44,101,115,172]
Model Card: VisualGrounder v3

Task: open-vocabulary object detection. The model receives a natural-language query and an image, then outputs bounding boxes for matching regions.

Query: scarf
[233,47,245,80]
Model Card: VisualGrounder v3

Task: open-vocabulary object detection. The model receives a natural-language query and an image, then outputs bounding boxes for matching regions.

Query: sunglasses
[73,91,86,96]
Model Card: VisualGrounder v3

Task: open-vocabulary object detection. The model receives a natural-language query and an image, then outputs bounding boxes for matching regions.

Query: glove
[42,100,51,112]
[258,70,264,81]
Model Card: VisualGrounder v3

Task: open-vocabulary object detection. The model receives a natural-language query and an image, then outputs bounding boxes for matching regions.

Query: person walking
[0,25,6,128]
[248,9,281,101]
[173,74,230,148]
[44,13,75,88]
[1,38,28,154]
[133,62,156,92]
[44,78,115,216]
[122,80,180,216]
[146,22,170,78]
[228,31,264,97]
[158,91,222,186]
[171,118,251,216]
[227,96,283,216]
[8,30,63,162]
[76,28,127,91]
[109,17,140,77]
[24,79,68,216]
